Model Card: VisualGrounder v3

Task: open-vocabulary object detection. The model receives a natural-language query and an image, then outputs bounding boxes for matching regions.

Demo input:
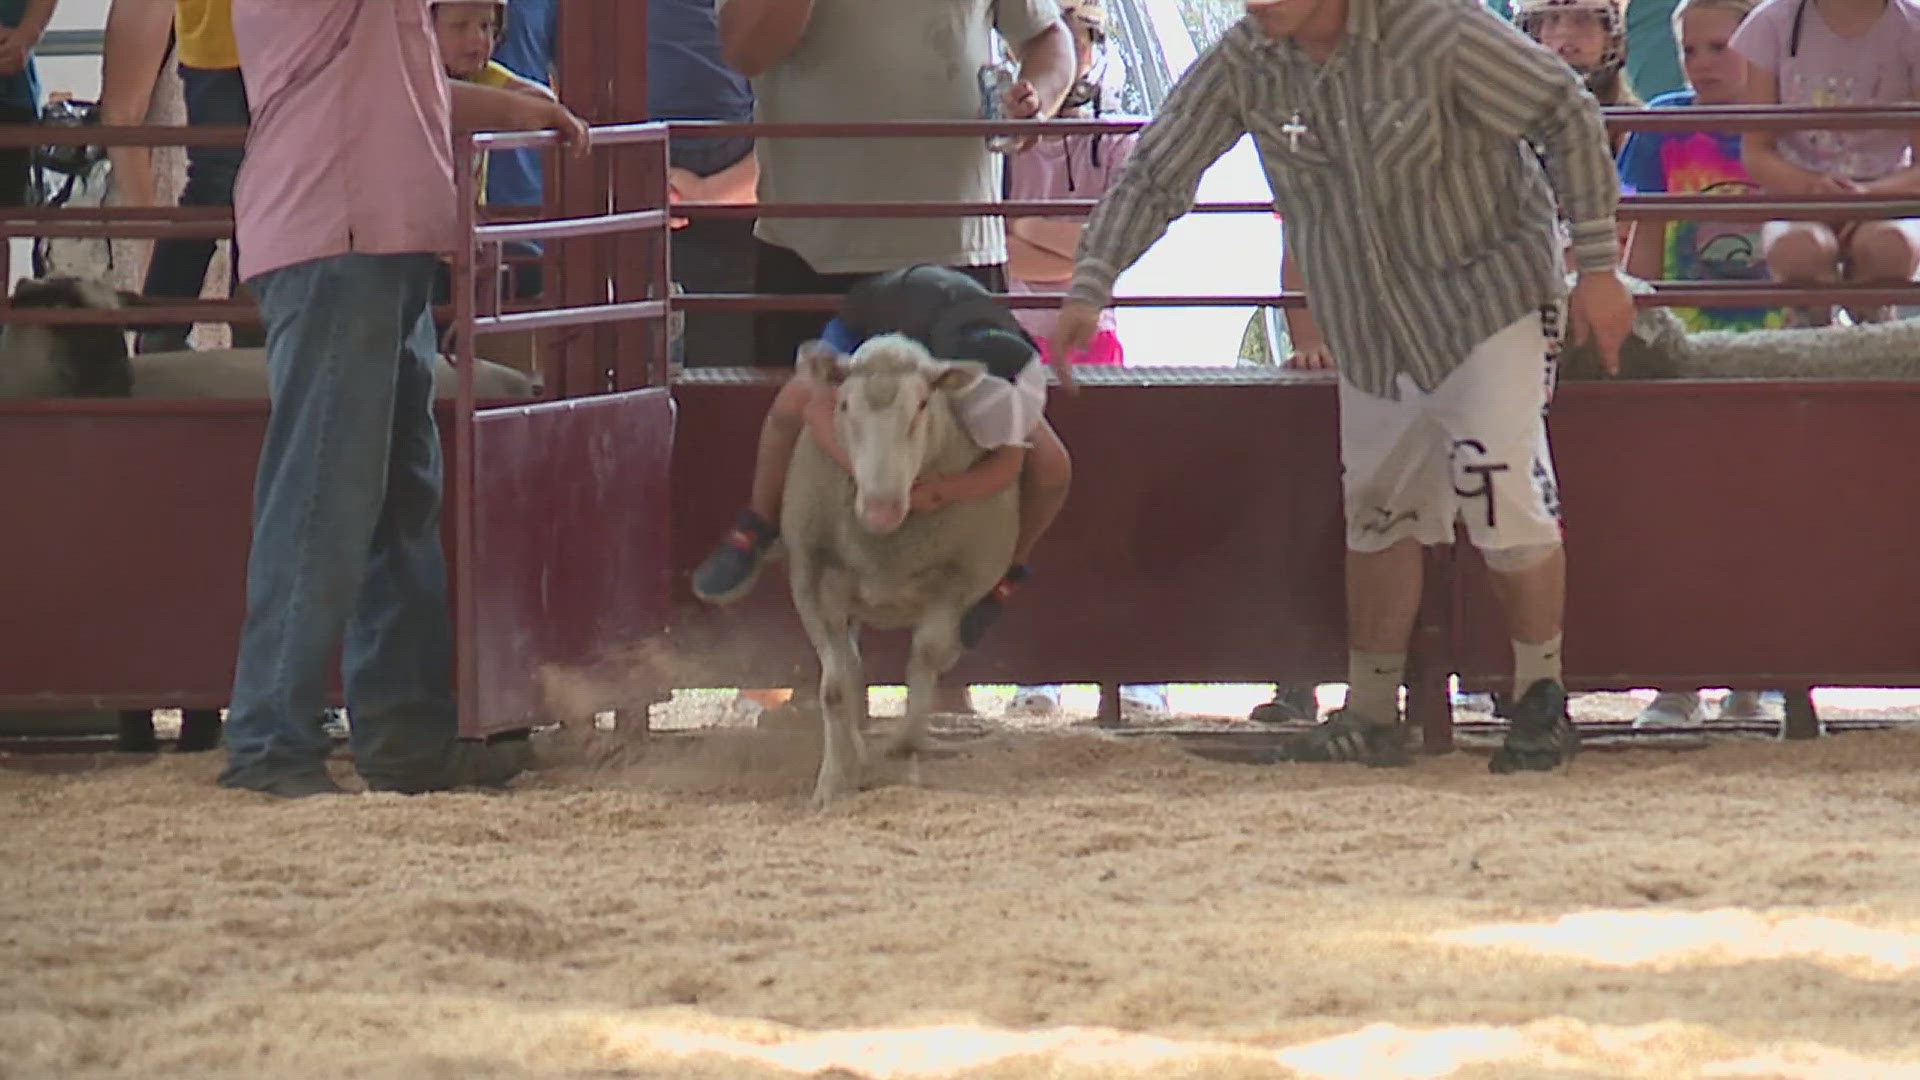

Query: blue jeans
[141,65,256,352]
[218,253,458,790]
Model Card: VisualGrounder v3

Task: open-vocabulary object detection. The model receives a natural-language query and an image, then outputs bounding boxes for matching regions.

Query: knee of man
[1479,540,1562,573]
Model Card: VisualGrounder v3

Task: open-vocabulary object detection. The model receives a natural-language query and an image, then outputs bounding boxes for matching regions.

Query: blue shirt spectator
[486,0,556,208]
[650,0,754,177]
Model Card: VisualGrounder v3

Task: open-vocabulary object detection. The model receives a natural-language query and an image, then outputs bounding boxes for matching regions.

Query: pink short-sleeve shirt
[230,0,461,282]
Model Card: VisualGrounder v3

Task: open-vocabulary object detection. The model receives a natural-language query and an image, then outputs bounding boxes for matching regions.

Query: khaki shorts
[1339,311,1564,553]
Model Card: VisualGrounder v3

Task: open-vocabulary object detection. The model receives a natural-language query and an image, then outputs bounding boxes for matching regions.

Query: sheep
[782,334,1020,806]
[0,274,538,753]
[0,275,540,401]
[1555,274,1920,382]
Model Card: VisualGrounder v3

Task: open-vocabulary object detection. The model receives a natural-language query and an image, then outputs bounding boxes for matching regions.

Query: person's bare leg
[1762,221,1841,326]
[1485,544,1566,696]
[692,374,815,605]
[1342,538,1424,721]
[1012,419,1071,565]
[1841,220,1920,323]
[748,374,814,523]
[956,421,1070,653]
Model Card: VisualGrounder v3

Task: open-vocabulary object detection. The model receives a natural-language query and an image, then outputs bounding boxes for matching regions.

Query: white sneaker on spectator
[1633,690,1704,728]
[1120,684,1169,722]
[1717,689,1777,721]
[1009,686,1060,717]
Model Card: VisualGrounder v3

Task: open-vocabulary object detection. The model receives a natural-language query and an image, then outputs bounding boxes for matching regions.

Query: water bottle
[978,62,1021,155]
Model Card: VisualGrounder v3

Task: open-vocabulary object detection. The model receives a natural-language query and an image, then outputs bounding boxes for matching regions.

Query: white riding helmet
[1514,0,1627,90]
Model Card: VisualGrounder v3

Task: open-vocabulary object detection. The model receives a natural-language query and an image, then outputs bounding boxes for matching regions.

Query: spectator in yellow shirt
[430,0,557,312]
[104,0,257,352]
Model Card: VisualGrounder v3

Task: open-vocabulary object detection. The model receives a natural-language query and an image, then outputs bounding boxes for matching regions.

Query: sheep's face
[0,275,140,398]
[10,275,134,312]
[799,334,987,535]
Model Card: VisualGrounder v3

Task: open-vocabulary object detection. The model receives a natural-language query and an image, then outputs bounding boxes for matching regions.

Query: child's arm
[1741,64,1855,194]
[912,447,1027,511]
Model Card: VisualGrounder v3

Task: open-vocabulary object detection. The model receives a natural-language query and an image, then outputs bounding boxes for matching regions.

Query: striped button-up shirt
[1069,0,1620,400]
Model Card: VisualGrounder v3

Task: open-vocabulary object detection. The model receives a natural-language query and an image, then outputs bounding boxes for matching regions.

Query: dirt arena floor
[6,694,1920,1079]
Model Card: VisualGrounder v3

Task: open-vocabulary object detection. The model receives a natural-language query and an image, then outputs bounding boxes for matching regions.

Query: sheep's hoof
[811,765,858,808]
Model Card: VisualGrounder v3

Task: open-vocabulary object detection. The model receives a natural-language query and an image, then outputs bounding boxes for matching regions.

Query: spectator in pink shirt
[219,0,586,798]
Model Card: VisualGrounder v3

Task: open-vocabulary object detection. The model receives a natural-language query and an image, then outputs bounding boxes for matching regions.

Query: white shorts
[1339,311,1564,553]
[952,355,1048,449]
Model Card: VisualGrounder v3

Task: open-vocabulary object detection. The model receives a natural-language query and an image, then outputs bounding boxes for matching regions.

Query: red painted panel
[469,388,675,735]
[0,393,674,728]
[0,404,266,707]
[667,380,1354,688]
[1455,380,1920,689]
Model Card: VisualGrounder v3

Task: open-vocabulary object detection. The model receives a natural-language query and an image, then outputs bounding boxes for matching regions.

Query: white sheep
[1555,274,1920,382]
[781,335,1020,806]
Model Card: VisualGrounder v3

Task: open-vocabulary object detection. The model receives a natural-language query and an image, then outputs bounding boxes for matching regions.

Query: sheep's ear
[930,360,989,395]
[796,339,848,385]
[9,277,63,308]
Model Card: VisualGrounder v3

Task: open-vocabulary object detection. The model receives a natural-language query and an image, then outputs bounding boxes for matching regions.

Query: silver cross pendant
[1281,111,1308,152]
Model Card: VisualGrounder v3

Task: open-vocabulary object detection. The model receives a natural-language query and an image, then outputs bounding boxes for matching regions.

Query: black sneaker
[1489,678,1579,774]
[1249,684,1320,724]
[959,564,1028,650]
[692,511,778,605]
[1271,707,1413,767]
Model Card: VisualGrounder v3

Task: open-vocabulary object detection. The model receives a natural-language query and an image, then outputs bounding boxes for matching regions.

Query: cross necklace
[1280,46,1341,153]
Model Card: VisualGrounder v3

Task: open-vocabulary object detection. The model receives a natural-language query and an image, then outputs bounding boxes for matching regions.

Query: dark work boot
[1489,678,1579,774]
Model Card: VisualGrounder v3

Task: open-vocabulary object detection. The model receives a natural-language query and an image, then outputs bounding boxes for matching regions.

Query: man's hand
[1047,299,1101,394]
[1003,78,1043,152]
[1286,341,1335,371]
[1566,269,1635,378]
[510,95,591,160]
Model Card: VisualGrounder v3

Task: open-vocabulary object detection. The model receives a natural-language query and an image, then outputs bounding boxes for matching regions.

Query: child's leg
[749,374,815,523]
[692,374,815,604]
[959,419,1072,649]
[1013,418,1071,565]
[1762,220,1842,326]
[1840,219,1920,323]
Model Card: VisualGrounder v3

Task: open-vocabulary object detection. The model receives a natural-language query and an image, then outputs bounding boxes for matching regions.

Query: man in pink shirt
[219,0,586,798]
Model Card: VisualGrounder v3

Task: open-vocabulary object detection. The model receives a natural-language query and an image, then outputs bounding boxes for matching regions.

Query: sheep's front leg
[889,609,963,783]
[795,583,864,807]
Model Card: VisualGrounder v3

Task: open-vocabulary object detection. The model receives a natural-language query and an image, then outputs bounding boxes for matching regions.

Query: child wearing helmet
[429,0,556,314]
[1516,0,1641,150]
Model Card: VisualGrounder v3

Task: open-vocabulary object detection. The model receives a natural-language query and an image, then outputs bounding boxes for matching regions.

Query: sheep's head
[10,275,139,313]
[798,333,988,535]
[0,275,140,398]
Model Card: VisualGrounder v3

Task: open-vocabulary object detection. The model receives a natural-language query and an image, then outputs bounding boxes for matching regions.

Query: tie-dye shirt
[1616,90,1788,331]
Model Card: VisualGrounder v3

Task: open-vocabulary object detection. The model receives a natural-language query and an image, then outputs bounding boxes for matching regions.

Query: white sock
[1512,633,1564,698]
[1345,650,1406,722]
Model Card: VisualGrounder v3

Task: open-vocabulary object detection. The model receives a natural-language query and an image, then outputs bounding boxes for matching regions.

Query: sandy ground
[6,716,1920,1080]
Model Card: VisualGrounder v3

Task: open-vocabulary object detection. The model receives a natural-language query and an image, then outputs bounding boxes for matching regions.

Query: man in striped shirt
[1053,0,1635,772]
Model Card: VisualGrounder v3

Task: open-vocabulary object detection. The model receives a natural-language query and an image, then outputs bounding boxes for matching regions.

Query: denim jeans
[141,65,257,353]
[218,253,458,790]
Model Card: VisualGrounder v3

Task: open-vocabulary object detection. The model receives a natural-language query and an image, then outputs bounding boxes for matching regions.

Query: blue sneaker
[692,511,778,605]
